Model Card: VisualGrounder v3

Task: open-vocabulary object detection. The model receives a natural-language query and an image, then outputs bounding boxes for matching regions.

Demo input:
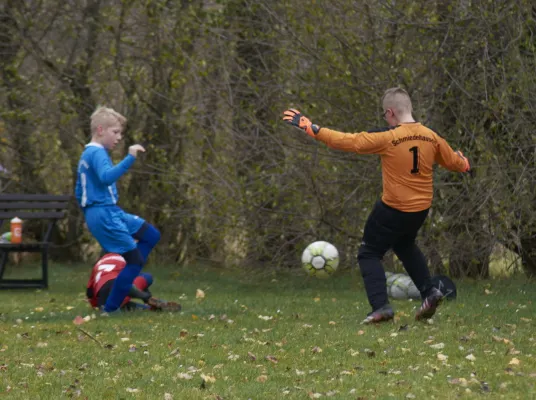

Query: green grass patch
[0,263,535,399]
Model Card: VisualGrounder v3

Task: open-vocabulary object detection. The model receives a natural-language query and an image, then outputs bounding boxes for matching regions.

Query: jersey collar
[86,142,104,148]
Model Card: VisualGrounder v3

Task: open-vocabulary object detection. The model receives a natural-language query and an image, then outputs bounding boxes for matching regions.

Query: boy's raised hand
[282,108,320,138]
[129,144,146,157]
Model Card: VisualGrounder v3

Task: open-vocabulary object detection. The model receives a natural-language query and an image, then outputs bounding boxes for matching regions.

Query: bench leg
[42,246,49,289]
[0,250,7,280]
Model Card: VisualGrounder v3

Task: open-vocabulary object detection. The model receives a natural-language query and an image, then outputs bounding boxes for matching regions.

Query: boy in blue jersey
[75,106,161,313]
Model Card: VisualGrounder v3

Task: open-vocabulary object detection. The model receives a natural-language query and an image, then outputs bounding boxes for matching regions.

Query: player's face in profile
[101,124,123,150]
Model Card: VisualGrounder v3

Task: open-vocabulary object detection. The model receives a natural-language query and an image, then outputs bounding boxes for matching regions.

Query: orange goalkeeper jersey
[315,122,468,212]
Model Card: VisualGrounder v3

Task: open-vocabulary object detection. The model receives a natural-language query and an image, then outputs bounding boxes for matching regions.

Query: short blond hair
[90,106,127,135]
[382,87,413,115]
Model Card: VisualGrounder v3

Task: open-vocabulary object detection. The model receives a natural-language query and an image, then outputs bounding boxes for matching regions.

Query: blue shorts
[84,205,145,254]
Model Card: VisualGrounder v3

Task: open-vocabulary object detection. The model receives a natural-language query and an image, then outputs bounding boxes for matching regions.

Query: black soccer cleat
[361,304,395,324]
[415,287,443,321]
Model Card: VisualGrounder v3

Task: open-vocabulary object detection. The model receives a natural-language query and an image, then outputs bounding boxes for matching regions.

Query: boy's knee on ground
[138,272,153,286]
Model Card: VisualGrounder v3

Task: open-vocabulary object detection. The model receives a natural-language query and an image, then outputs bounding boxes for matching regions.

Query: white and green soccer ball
[301,241,339,279]
[386,273,420,300]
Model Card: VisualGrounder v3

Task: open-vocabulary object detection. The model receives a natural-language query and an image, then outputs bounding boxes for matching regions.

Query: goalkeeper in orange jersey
[283,87,470,324]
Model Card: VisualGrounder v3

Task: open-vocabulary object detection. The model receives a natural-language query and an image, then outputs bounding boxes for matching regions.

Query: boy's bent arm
[315,127,391,155]
[435,137,469,172]
[91,151,136,185]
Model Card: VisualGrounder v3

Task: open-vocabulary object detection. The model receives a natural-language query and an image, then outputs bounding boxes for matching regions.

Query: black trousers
[357,200,433,311]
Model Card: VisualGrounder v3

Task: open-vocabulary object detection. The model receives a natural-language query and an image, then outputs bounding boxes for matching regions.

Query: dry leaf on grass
[265,355,278,364]
[200,373,216,383]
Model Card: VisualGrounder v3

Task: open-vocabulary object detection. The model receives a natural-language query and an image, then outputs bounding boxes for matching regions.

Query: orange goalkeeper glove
[282,108,320,138]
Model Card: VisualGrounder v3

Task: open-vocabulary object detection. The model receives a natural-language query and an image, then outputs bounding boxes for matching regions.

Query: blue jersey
[75,143,136,208]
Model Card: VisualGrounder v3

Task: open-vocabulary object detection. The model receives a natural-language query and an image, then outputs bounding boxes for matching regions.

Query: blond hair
[90,106,127,135]
[382,87,413,115]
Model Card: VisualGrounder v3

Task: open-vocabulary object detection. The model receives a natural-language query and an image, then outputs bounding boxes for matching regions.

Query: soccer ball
[386,273,420,300]
[301,241,339,278]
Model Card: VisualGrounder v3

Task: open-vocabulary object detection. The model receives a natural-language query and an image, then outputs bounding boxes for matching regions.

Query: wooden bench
[0,194,71,289]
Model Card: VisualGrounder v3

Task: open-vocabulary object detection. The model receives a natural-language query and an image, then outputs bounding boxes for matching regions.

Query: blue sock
[133,303,151,310]
[104,263,142,312]
[135,224,161,263]
[138,272,153,287]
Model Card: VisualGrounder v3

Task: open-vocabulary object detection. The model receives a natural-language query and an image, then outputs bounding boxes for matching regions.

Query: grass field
[0,262,535,399]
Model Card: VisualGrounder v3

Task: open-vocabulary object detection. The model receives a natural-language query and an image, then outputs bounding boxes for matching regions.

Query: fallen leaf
[73,316,85,326]
[180,330,188,338]
[200,373,216,383]
[311,346,322,353]
[430,343,445,350]
[466,354,476,361]
[265,355,278,364]
[256,375,268,383]
[437,353,448,361]
[126,388,139,393]
[196,289,205,300]
[164,394,173,400]
[35,307,44,312]
[449,377,468,386]
[509,358,520,366]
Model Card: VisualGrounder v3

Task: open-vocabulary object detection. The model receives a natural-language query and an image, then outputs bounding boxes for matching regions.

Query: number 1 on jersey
[409,146,419,174]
